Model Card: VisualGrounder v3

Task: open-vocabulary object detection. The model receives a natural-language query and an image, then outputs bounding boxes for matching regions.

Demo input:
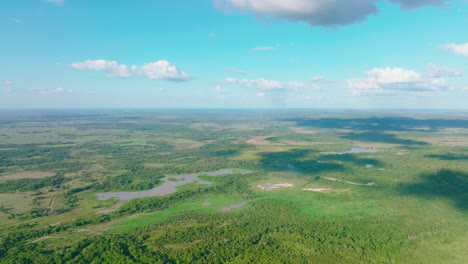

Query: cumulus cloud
[389,0,449,9]
[47,0,64,6]
[251,46,274,51]
[346,67,451,96]
[71,60,190,82]
[139,61,190,81]
[444,43,468,56]
[226,77,305,90]
[215,0,453,27]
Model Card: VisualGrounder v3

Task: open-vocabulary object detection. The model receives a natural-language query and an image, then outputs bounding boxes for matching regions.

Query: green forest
[0,110,466,263]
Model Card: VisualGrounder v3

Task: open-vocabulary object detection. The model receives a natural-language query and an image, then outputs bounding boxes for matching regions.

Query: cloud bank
[346,65,461,96]
[71,60,190,82]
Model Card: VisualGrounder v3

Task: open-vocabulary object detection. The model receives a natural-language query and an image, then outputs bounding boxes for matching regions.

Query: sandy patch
[303,188,332,192]
[0,171,55,183]
[257,183,294,191]
[303,188,349,193]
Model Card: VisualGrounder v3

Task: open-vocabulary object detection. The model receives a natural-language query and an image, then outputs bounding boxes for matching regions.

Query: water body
[222,201,248,211]
[323,147,377,155]
[96,169,251,201]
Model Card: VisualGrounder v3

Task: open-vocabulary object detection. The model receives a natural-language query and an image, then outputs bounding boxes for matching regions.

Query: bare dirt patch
[303,188,349,193]
[257,183,294,191]
[322,177,376,186]
[0,171,55,183]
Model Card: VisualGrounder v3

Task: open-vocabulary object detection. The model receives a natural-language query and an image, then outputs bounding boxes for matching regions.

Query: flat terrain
[0,110,467,263]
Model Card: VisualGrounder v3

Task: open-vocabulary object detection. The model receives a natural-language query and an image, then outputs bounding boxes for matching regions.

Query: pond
[96,169,251,201]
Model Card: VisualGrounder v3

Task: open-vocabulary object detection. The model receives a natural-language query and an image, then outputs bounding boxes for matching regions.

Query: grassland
[0,109,467,263]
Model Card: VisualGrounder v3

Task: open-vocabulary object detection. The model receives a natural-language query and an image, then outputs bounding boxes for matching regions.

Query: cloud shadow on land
[426,153,468,161]
[259,149,383,175]
[341,131,428,146]
[281,117,468,132]
[398,169,468,211]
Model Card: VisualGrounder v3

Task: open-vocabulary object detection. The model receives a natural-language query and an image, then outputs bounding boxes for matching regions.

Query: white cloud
[215,0,451,27]
[47,0,64,6]
[71,60,132,78]
[464,86,468,91]
[444,43,468,56]
[71,60,190,82]
[346,67,450,96]
[426,64,463,78]
[252,46,274,52]
[311,76,332,83]
[257,92,265,97]
[139,61,190,81]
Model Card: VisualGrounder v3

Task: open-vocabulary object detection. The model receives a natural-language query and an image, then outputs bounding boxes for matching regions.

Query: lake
[96,169,251,201]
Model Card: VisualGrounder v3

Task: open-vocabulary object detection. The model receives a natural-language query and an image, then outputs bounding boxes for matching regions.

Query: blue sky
[1,0,467,109]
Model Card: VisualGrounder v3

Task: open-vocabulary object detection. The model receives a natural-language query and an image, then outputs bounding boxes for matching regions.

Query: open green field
[0,109,467,263]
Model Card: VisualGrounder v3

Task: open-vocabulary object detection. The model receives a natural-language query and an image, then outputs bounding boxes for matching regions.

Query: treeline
[0,198,455,263]
[0,173,68,192]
